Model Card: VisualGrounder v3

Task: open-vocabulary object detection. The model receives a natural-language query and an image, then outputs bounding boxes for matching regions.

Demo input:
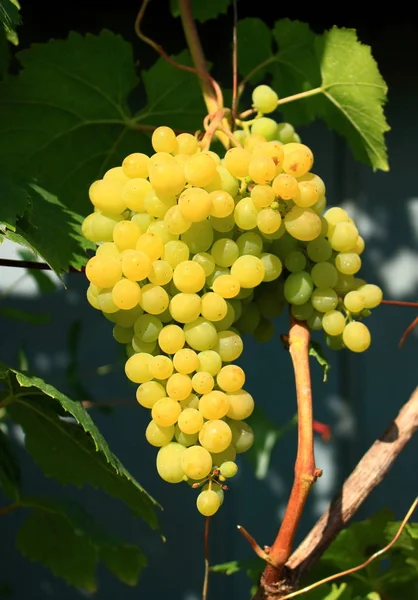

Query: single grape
[342,321,371,352]
[252,85,279,113]
[196,490,220,516]
[219,461,238,478]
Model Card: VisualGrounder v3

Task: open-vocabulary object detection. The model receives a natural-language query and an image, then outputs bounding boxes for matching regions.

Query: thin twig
[237,525,272,563]
[399,316,418,347]
[231,0,239,125]
[0,504,18,517]
[202,517,211,600]
[280,496,418,599]
[134,0,223,110]
[381,299,418,307]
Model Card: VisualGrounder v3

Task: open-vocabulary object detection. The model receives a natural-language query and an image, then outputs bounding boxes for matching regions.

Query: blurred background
[0,2,417,598]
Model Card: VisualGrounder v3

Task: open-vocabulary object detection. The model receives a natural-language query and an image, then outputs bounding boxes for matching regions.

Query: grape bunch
[82,83,382,516]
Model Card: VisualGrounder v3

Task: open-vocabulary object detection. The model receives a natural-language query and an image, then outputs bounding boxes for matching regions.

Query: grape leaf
[0,307,50,325]
[170,0,230,22]
[245,407,297,479]
[239,19,389,171]
[237,18,273,84]
[0,428,21,500]
[0,171,30,230]
[2,362,160,527]
[3,184,95,273]
[17,495,146,590]
[0,31,205,217]
[0,0,20,44]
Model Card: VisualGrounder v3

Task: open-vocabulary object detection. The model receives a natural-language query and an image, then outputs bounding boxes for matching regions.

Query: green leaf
[170,0,230,21]
[237,18,273,84]
[245,407,297,479]
[211,557,264,595]
[0,0,20,34]
[17,495,146,590]
[0,307,50,325]
[0,31,205,217]
[309,341,331,382]
[239,19,389,171]
[2,362,160,527]
[3,184,95,273]
[0,171,30,230]
[322,584,353,600]
[314,27,389,171]
[0,428,20,499]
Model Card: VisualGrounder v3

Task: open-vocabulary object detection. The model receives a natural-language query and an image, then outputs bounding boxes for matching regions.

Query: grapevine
[81,83,383,517]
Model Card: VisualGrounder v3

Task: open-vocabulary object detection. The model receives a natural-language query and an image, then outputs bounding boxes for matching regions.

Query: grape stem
[253,386,418,599]
[202,517,211,600]
[264,318,320,575]
[134,0,223,112]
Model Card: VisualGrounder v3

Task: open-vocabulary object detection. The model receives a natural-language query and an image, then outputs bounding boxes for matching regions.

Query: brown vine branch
[253,386,418,599]
[134,0,223,112]
[255,318,320,593]
[381,299,418,307]
[399,316,418,347]
[202,517,211,600]
[280,496,418,599]
[231,0,239,124]
[237,525,272,563]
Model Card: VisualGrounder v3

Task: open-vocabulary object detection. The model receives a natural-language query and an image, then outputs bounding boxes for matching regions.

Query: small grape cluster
[82,84,382,515]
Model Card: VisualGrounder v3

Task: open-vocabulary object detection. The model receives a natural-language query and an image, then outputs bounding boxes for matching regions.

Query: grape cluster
[82,84,382,515]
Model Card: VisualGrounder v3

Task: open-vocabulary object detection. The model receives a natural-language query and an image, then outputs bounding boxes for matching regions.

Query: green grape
[140,283,169,315]
[156,443,186,483]
[212,274,241,299]
[122,152,149,179]
[216,365,245,393]
[236,232,264,256]
[282,143,313,177]
[344,291,366,313]
[252,85,279,113]
[149,355,174,380]
[224,147,251,178]
[145,420,175,447]
[86,255,122,288]
[235,303,261,334]
[284,250,306,273]
[136,232,164,261]
[113,325,134,344]
[173,260,206,293]
[134,314,163,343]
[176,132,198,155]
[164,205,191,235]
[152,397,182,427]
[229,420,254,453]
[311,262,338,288]
[249,155,276,184]
[214,301,236,331]
[307,310,323,331]
[148,259,173,286]
[197,350,222,376]
[136,381,166,408]
[192,371,215,395]
[158,324,185,354]
[201,292,228,322]
[181,446,213,480]
[322,310,346,336]
[226,389,254,420]
[356,284,383,308]
[89,178,127,214]
[178,187,212,222]
[335,253,362,275]
[184,318,218,351]
[193,252,216,276]
[276,122,295,144]
[181,220,214,253]
[196,490,220,516]
[163,240,190,268]
[334,273,355,294]
[175,426,199,447]
[173,349,199,374]
[184,153,217,187]
[211,238,240,267]
[325,334,345,350]
[284,271,314,305]
[284,206,322,241]
[257,207,282,234]
[291,301,314,321]
[199,419,232,453]
[272,173,298,199]
[177,408,204,434]
[152,125,178,153]
[251,184,275,209]
[219,461,238,478]
[311,287,339,313]
[234,197,259,230]
[214,330,243,362]
[342,321,371,352]
[121,250,152,281]
[208,190,235,218]
[202,482,224,506]
[231,255,265,288]
[132,336,157,354]
[254,317,275,342]
[211,445,237,465]
[166,373,193,401]
[198,390,229,419]
[125,352,153,383]
[251,117,278,141]
[328,222,359,252]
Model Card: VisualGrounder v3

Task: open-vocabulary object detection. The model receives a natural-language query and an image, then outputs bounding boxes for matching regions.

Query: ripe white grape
[252,85,279,114]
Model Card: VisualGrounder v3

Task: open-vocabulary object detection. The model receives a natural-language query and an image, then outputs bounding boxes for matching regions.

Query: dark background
[1,2,418,600]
